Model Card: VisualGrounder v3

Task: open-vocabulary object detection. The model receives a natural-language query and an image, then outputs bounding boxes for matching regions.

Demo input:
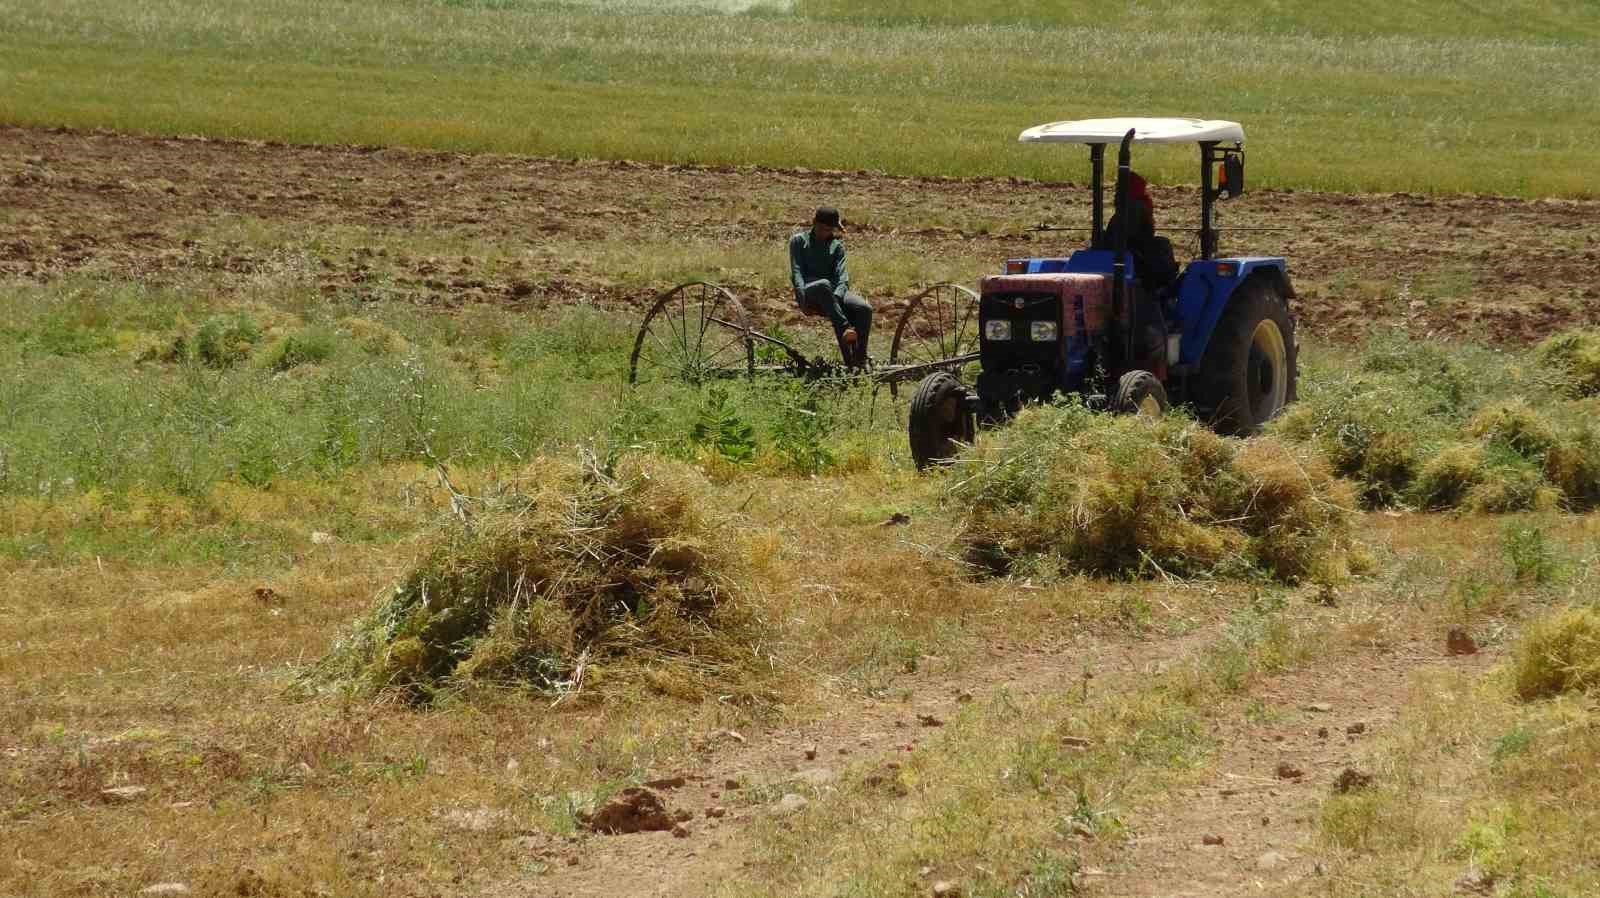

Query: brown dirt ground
[4,125,1599,344]
[481,611,1491,898]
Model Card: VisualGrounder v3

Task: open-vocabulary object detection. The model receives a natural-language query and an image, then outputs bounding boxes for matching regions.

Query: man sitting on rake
[790,206,873,367]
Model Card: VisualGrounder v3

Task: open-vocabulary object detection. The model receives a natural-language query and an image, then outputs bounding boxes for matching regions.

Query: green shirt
[789,229,849,299]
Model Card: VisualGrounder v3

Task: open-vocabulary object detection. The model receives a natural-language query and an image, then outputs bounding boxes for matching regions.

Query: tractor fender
[1174,258,1293,366]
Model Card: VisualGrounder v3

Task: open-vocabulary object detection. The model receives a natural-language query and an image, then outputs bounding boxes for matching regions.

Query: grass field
[2,0,1599,195]
[4,2,1600,894]
[5,231,1600,892]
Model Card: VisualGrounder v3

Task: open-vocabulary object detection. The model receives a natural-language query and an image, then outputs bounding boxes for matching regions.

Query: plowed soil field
[5,125,1599,345]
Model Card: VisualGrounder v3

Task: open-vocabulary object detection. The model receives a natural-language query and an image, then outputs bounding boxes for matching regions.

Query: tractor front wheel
[908,371,975,470]
[1113,370,1169,418]
[1194,280,1297,435]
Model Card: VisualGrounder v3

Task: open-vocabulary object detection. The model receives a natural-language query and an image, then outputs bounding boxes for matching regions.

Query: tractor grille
[980,291,1061,375]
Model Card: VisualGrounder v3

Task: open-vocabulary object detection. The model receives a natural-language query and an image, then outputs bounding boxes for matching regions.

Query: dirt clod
[723,778,740,791]
[1347,722,1367,735]
[584,788,674,834]
[803,745,817,760]
[644,776,686,790]
[917,714,944,728]
[705,806,725,819]
[931,881,961,897]
[671,823,690,839]
[1275,762,1305,780]
[1202,834,1225,846]
[1333,768,1374,794]
[1447,626,1480,656]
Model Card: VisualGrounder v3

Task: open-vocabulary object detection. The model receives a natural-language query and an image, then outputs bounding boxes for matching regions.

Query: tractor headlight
[1030,321,1058,342]
[984,320,1012,341]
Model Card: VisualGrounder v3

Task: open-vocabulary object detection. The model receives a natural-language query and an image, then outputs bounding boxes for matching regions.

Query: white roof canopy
[1019,117,1245,146]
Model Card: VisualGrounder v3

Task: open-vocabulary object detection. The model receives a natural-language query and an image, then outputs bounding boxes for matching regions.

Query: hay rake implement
[626,281,981,397]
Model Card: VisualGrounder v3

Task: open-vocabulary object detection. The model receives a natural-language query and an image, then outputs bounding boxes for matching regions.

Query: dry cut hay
[315,455,767,705]
[951,405,1359,584]
[1534,328,1600,397]
[1512,606,1600,701]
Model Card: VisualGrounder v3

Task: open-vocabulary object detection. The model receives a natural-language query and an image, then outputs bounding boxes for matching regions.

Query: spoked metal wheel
[888,283,980,398]
[628,282,755,386]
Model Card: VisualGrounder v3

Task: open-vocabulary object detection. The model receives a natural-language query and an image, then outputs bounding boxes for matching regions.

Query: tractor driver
[790,206,872,367]
[1096,171,1178,373]
[1097,171,1179,291]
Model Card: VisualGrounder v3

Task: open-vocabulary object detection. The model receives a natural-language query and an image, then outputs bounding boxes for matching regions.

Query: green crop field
[2,0,1598,195]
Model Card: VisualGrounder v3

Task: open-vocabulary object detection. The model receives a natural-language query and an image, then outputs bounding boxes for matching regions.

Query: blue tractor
[908,117,1298,469]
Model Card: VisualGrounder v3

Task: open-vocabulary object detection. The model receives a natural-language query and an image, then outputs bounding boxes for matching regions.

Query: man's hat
[813,206,844,231]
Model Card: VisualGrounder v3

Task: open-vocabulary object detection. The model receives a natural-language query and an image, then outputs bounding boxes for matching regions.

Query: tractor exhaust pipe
[1112,129,1135,376]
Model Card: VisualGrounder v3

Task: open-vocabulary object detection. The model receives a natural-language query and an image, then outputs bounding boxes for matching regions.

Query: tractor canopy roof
[1019,117,1244,146]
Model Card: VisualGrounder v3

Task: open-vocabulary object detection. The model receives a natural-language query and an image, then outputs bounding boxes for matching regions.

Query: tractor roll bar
[1199,141,1218,260]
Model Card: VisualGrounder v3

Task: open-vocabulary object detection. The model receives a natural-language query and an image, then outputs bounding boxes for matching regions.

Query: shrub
[950,406,1357,584]
[1512,606,1600,700]
[689,386,756,463]
[769,382,839,476]
[1502,522,1557,584]
[158,313,263,367]
[314,456,766,704]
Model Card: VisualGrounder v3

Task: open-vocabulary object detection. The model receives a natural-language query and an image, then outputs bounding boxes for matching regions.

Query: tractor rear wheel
[1194,280,1296,435]
[908,371,975,470]
[1113,370,1169,418]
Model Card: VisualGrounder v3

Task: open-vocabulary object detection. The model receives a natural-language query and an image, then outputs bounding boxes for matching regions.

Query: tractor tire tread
[1193,279,1297,435]
[909,371,974,470]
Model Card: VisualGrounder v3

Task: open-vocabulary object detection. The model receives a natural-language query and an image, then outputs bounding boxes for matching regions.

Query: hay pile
[1512,606,1600,701]
[318,456,764,704]
[1276,331,1600,513]
[951,404,1359,584]
[1534,329,1600,397]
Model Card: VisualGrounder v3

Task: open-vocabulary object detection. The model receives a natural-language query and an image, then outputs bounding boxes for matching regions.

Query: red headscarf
[1125,171,1155,225]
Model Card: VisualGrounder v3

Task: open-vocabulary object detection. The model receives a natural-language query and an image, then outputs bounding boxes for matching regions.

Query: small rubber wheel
[908,371,975,470]
[1194,279,1297,434]
[1113,370,1169,417]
